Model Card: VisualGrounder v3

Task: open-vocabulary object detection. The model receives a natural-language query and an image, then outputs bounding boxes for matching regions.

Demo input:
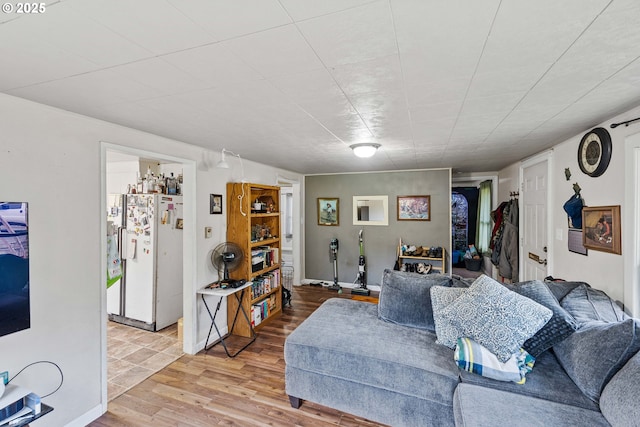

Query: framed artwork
[397,195,431,221]
[582,205,621,254]
[317,197,339,226]
[210,194,222,214]
[176,218,184,229]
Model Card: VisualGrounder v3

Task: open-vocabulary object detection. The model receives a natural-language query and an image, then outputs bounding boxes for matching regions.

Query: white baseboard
[67,403,104,427]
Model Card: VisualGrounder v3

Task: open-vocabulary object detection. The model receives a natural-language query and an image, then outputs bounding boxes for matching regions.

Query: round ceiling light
[350,143,381,158]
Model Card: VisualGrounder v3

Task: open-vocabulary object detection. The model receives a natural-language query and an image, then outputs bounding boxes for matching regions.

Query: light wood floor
[91,285,388,427]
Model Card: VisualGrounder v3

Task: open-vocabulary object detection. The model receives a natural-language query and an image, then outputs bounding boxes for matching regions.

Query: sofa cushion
[431,286,466,348]
[440,275,552,362]
[600,350,640,426]
[553,318,640,402]
[544,280,590,302]
[505,280,578,356]
[453,384,610,427]
[561,283,628,325]
[285,298,461,406]
[459,349,600,411]
[377,269,451,331]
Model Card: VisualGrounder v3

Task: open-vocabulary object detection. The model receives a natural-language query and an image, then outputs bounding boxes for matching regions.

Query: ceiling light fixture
[350,143,381,158]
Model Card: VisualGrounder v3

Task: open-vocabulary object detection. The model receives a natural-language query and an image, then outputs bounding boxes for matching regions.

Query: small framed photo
[397,195,430,221]
[210,194,222,214]
[318,197,339,226]
[175,218,184,229]
[582,205,621,254]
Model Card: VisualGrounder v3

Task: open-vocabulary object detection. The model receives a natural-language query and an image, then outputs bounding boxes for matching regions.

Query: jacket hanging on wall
[491,196,519,282]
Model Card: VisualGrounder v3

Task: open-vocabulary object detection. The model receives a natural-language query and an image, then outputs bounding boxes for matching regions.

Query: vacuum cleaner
[352,229,370,296]
[327,238,342,292]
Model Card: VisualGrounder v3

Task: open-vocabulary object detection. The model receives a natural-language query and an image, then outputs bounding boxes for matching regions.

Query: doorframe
[519,150,554,280]
[624,133,640,316]
[276,174,302,285]
[100,142,198,411]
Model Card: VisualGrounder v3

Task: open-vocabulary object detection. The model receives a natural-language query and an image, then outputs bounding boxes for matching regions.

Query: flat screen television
[0,202,30,337]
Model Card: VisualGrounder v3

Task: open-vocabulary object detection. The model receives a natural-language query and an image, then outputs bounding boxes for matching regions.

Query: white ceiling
[2,0,640,174]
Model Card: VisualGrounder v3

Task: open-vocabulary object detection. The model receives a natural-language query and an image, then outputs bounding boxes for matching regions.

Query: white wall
[498,105,640,310]
[0,93,302,426]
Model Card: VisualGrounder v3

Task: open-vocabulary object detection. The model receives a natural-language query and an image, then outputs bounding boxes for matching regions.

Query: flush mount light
[350,143,381,158]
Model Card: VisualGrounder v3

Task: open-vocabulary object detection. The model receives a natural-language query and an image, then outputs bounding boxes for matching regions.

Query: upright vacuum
[328,238,342,292]
[352,229,370,296]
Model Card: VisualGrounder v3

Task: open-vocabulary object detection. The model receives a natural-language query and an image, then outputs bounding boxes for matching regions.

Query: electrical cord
[8,360,64,398]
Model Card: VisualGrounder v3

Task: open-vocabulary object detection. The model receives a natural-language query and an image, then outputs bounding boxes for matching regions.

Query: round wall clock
[577,127,612,177]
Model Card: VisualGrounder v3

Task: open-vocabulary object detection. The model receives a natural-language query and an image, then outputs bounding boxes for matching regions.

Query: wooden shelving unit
[226,182,282,337]
[397,244,447,274]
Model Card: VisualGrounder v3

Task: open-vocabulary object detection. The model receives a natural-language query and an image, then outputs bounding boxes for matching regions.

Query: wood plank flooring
[90,285,388,427]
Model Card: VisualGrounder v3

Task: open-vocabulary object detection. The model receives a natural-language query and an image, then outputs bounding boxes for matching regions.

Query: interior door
[522,160,548,281]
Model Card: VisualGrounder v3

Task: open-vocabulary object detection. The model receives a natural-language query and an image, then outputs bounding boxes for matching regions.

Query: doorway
[101,143,197,408]
[105,151,186,400]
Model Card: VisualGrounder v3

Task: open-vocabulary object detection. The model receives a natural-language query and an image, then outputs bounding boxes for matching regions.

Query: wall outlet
[204,227,212,238]
[0,371,8,385]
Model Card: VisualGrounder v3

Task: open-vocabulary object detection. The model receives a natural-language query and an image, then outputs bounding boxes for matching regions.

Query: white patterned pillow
[430,286,466,348]
[440,275,552,362]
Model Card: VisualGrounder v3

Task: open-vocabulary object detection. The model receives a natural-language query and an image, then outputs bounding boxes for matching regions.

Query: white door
[521,159,549,281]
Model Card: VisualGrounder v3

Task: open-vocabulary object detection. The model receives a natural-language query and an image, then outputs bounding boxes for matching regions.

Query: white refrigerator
[107,194,183,331]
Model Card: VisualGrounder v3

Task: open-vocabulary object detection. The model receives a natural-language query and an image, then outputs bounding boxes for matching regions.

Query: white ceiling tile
[279,0,377,22]
[162,43,264,87]
[72,0,215,55]
[331,55,404,96]
[0,22,99,90]
[111,58,209,95]
[297,1,397,67]
[223,25,324,78]
[269,68,344,104]
[167,0,291,40]
[6,69,162,110]
[16,1,154,67]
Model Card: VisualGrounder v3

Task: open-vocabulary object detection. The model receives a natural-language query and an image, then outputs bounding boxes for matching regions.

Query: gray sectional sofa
[284,270,640,426]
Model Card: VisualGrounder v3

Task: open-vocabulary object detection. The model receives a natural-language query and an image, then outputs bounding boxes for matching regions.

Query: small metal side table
[197,282,256,357]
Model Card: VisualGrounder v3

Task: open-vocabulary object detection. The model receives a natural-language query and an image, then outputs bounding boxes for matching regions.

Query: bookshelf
[226,182,282,337]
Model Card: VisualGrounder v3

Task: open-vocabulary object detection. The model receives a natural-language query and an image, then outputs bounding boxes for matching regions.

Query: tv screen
[0,202,30,337]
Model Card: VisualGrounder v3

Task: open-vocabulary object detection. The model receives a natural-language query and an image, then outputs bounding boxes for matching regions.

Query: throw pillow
[561,284,628,325]
[544,280,590,302]
[553,318,640,402]
[441,275,552,362]
[454,337,535,384]
[377,269,451,331]
[505,280,578,356]
[430,286,466,348]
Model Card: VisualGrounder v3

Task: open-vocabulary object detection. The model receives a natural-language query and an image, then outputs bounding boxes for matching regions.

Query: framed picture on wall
[210,194,222,214]
[397,195,431,221]
[582,205,621,254]
[318,197,339,226]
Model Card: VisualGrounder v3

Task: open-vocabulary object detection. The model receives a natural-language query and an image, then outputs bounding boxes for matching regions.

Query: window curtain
[476,180,492,253]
